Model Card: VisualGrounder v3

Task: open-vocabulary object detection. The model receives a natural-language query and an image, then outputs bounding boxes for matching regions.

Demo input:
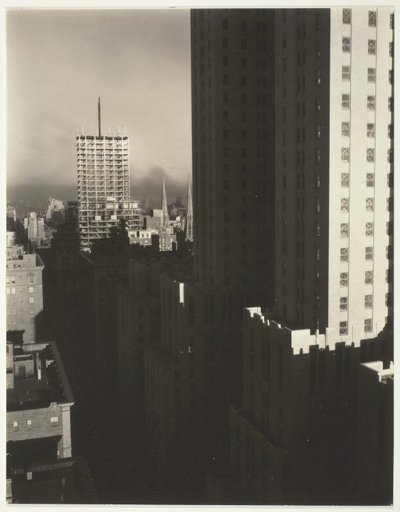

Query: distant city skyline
[7,9,192,190]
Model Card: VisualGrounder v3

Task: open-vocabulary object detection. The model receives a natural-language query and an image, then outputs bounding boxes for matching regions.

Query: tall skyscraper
[191,9,275,307]
[229,7,394,504]
[273,7,393,343]
[76,98,142,250]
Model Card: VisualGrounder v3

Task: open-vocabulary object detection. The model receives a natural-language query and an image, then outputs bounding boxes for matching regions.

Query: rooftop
[9,455,96,504]
[7,342,74,412]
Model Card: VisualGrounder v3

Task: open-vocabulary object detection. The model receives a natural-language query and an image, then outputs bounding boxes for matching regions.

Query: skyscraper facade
[274,7,393,342]
[229,7,394,504]
[191,9,275,307]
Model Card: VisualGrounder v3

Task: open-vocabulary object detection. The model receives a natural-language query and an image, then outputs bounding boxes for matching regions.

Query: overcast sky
[6,9,192,191]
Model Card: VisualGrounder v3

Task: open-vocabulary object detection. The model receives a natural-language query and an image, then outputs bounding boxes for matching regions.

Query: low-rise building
[6,241,44,344]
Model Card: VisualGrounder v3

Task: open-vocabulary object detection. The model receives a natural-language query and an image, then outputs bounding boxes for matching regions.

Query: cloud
[131,165,188,207]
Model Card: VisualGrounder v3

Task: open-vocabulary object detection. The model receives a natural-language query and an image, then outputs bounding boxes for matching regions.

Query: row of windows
[340,284,391,310]
[342,120,392,137]
[343,9,378,27]
[341,148,392,163]
[6,288,36,301]
[6,275,36,284]
[340,222,386,237]
[342,94,393,111]
[342,37,393,57]
[339,319,375,335]
[342,173,394,188]
[340,197,381,213]
[342,66,392,84]
[13,416,59,428]
[340,246,392,262]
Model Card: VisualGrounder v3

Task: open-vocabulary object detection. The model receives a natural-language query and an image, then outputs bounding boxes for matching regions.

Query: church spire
[185,175,193,242]
[161,176,169,227]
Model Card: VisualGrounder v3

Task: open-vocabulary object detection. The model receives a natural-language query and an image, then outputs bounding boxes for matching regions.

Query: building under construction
[76,98,142,250]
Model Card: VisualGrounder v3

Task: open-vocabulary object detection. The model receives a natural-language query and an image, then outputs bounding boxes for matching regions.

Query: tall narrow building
[76,99,142,250]
[6,237,44,344]
[161,176,169,227]
[185,177,194,242]
[273,7,393,342]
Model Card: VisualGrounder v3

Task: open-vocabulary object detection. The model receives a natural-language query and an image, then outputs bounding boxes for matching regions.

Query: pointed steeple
[161,176,169,227]
[185,175,193,242]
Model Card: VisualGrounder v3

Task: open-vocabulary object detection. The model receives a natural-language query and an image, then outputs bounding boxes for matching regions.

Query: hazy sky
[7,9,192,190]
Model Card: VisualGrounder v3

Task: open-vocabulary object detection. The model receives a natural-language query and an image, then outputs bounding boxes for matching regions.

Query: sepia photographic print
[4,2,396,508]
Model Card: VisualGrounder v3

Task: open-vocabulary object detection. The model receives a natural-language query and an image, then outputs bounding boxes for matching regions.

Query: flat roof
[7,342,74,412]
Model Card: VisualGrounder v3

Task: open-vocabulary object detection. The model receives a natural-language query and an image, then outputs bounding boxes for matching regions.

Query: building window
[366,222,374,236]
[340,297,348,311]
[368,39,376,54]
[387,149,393,163]
[13,421,18,428]
[367,123,375,137]
[342,37,351,52]
[368,11,376,27]
[365,246,373,260]
[390,13,394,29]
[367,68,376,83]
[342,65,351,81]
[389,42,393,57]
[222,55,229,67]
[386,221,393,235]
[341,248,349,262]
[366,148,375,162]
[29,297,35,304]
[341,198,349,213]
[366,198,374,211]
[340,321,348,335]
[365,270,373,284]
[340,272,348,286]
[341,173,349,187]
[342,94,350,109]
[364,318,373,332]
[29,286,34,293]
[343,9,352,24]
[342,122,350,137]
[222,18,229,30]
[389,70,393,84]
[365,295,373,308]
[341,223,349,238]
[388,97,393,111]
[366,173,374,186]
[50,416,59,424]
[341,147,350,162]
[367,96,375,110]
